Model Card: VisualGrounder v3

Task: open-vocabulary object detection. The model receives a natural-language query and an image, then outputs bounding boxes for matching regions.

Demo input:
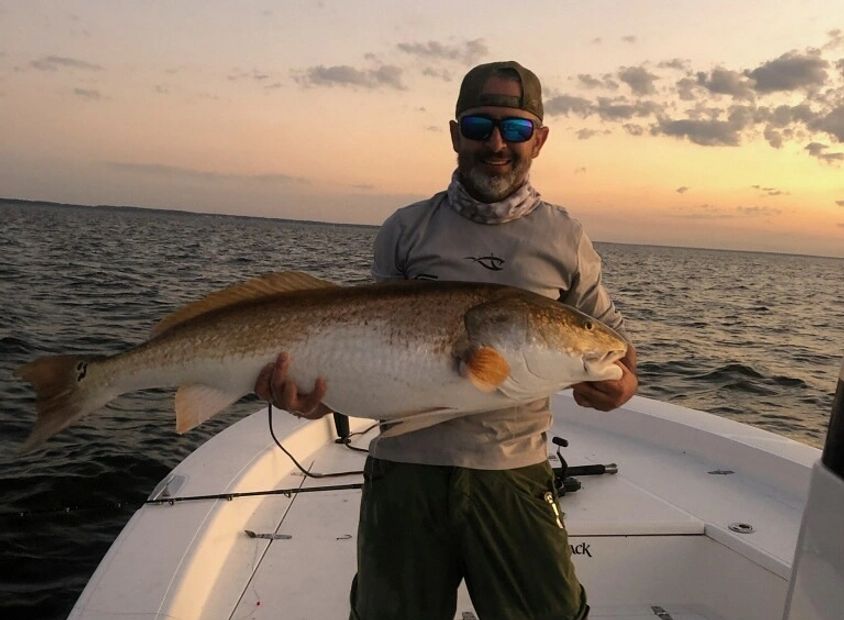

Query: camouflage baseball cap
[455,61,544,120]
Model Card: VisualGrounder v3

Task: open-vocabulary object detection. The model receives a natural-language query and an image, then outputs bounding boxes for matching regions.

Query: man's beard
[457,151,531,203]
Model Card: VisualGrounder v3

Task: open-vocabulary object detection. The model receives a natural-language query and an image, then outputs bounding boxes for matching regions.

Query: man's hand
[571,345,638,411]
[254,352,332,419]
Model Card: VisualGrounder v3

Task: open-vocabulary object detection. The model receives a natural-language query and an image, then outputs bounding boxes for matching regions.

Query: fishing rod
[3,407,370,519]
[144,481,363,506]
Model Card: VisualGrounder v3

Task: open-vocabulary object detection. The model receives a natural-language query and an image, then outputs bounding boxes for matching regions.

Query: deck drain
[728,522,755,534]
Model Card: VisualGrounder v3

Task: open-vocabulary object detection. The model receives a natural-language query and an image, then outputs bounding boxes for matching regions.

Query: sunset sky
[1,1,843,257]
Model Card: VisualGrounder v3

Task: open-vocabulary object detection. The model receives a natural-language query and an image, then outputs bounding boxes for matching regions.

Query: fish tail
[16,354,109,453]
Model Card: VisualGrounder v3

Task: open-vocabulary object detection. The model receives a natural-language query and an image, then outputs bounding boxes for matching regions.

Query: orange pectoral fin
[460,346,510,393]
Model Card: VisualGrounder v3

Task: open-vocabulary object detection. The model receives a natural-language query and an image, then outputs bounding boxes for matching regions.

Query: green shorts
[349,457,588,620]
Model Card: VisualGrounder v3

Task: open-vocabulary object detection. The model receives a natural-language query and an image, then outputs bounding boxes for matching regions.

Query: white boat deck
[70,393,820,620]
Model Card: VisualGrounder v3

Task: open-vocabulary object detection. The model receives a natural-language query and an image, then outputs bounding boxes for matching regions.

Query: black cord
[267,403,364,478]
[335,421,377,453]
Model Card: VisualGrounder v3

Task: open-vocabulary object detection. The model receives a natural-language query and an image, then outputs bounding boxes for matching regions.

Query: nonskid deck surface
[229,398,810,619]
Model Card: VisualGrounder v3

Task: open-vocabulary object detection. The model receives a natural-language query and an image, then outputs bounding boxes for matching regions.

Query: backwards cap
[455,61,544,121]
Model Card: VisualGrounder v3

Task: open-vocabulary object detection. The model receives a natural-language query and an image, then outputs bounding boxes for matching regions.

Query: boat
[68,366,844,619]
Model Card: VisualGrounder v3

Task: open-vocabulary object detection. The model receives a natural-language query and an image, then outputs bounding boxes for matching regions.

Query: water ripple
[1,202,842,618]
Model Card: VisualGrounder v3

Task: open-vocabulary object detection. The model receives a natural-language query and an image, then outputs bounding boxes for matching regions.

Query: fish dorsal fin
[152,271,338,336]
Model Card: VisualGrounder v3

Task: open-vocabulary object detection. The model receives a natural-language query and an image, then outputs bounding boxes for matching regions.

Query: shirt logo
[464,254,505,271]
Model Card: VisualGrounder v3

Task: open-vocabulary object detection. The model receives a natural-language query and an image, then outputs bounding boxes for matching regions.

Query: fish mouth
[585,348,626,365]
[582,348,627,377]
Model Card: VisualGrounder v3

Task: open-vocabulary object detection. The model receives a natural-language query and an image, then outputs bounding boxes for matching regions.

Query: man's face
[450,76,549,202]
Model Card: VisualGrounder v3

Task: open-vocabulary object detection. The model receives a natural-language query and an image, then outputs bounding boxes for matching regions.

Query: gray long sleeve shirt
[369,190,625,469]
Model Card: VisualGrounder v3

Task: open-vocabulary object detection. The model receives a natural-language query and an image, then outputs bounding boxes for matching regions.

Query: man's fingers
[280,377,298,410]
[255,363,274,401]
[572,382,615,411]
[298,378,327,415]
[254,352,330,419]
[272,352,291,387]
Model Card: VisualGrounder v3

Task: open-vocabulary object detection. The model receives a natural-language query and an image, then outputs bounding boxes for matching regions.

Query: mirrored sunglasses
[459,115,536,143]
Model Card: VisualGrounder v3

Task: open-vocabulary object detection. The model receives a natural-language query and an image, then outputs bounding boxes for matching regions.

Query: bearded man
[256,61,638,620]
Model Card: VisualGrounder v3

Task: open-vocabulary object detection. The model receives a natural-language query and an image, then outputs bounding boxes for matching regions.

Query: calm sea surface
[1,201,842,618]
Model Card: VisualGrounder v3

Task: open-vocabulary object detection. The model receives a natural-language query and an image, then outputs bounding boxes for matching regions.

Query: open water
[1,200,842,619]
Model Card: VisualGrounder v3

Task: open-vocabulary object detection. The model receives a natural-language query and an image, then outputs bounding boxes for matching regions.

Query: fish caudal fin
[175,384,244,434]
[460,346,510,392]
[16,355,110,453]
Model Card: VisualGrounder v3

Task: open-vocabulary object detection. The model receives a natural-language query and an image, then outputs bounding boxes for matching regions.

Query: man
[256,61,637,620]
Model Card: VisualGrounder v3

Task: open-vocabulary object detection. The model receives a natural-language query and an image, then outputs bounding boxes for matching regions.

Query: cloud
[696,67,755,100]
[659,59,689,71]
[751,184,789,197]
[822,29,844,51]
[747,51,829,93]
[31,55,103,71]
[228,69,273,82]
[618,65,658,95]
[669,203,729,219]
[652,117,743,146]
[804,142,844,163]
[545,94,593,117]
[293,64,404,90]
[106,162,307,184]
[397,39,487,65]
[735,205,782,216]
[422,66,451,81]
[760,103,817,127]
[542,35,844,165]
[545,94,661,121]
[809,105,844,141]
[651,106,752,146]
[622,123,645,135]
[577,73,618,90]
[675,78,699,101]
[594,96,662,121]
[73,88,103,100]
[576,128,599,140]
[670,203,782,219]
[763,126,784,148]
[676,186,689,194]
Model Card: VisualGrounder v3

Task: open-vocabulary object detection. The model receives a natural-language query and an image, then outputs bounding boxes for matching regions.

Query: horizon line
[2,195,842,262]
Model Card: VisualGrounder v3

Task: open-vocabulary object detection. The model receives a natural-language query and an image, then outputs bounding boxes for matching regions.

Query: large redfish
[16,272,627,451]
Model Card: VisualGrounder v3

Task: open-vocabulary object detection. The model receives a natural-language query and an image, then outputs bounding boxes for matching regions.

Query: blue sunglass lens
[500,118,534,142]
[460,116,495,140]
[459,116,534,142]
